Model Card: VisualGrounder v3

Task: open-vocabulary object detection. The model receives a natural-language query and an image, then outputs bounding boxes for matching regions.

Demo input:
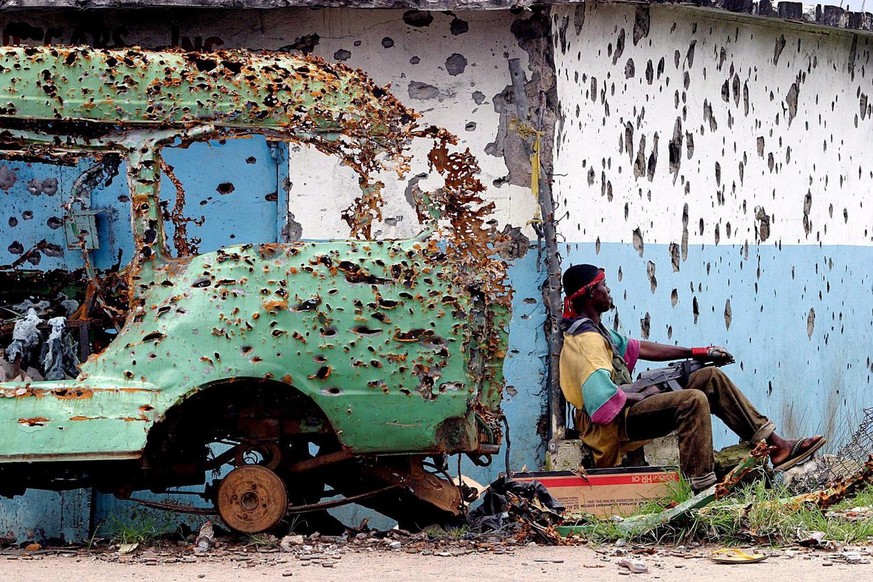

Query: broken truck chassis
[0,45,514,532]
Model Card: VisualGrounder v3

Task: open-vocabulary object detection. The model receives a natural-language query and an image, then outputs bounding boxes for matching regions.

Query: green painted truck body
[0,46,508,488]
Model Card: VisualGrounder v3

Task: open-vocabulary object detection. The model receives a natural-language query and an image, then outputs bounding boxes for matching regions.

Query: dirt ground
[2,542,870,582]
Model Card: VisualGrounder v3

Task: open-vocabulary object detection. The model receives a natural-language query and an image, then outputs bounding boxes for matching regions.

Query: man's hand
[621,384,661,403]
[693,345,734,365]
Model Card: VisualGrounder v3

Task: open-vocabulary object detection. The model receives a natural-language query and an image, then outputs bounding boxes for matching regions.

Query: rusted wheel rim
[217,465,288,533]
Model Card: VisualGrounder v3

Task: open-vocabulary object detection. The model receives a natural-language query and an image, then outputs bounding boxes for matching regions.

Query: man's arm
[638,341,734,364]
[638,340,692,361]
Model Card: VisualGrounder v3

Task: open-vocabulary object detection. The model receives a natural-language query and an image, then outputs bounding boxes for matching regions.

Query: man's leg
[625,390,717,491]
[685,367,775,443]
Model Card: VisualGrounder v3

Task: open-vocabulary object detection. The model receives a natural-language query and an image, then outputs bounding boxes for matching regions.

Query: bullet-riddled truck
[0,46,510,533]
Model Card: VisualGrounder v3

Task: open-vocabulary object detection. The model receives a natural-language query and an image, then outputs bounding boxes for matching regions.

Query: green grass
[563,476,873,546]
[102,510,178,546]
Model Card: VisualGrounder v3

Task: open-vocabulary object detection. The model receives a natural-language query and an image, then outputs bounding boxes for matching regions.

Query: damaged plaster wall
[552,3,873,448]
[0,7,550,536]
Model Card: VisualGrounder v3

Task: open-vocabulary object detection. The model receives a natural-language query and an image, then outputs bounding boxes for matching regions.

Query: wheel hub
[216,465,288,533]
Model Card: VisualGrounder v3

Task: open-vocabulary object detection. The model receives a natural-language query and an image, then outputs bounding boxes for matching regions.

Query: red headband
[562,270,605,318]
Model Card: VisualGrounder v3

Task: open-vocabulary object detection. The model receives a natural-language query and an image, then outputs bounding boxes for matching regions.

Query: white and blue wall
[551,3,873,448]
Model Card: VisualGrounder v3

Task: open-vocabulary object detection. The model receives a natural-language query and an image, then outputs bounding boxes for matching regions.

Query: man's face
[589,279,613,313]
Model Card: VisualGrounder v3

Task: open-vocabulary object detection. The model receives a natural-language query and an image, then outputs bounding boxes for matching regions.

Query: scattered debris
[468,475,564,544]
[617,558,649,573]
[194,521,215,554]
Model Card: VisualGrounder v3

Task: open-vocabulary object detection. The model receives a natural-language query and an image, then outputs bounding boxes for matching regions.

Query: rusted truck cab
[0,46,509,532]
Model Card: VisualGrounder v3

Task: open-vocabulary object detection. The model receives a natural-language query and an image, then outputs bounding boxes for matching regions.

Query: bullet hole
[686,40,696,69]
[613,29,625,65]
[647,261,657,293]
[445,53,468,76]
[757,136,765,157]
[321,387,343,396]
[681,204,689,261]
[755,207,771,242]
[671,289,679,307]
[632,228,644,257]
[320,327,337,337]
[216,182,235,195]
[685,132,695,159]
[721,79,730,103]
[353,326,383,336]
[645,60,654,84]
[280,33,320,55]
[403,10,433,27]
[646,133,658,181]
[624,122,634,162]
[8,241,23,255]
[715,162,721,186]
[773,34,786,65]
[633,134,647,178]
[333,49,351,61]
[309,366,332,380]
[625,58,635,79]
[192,277,211,288]
[450,17,469,35]
[657,56,665,79]
[692,296,700,324]
[786,81,800,125]
[724,299,732,330]
[245,156,257,164]
[381,37,394,48]
[265,192,278,202]
[410,56,420,65]
[669,118,683,178]
[354,40,361,47]
[633,6,650,45]
[803,191,813,236]
[41,242,62,257]
[472,90,485,104]
[408,81,439,100]
[8,217,17,227]
[807,308,816,338]
[574,3,586,33]
[22,211,33,220]
[142,332,166,343]
[669,243,680,272]
[640,312,651,339]
[732,74,740,107]
[0,165,16,191]
[465,122,477,131]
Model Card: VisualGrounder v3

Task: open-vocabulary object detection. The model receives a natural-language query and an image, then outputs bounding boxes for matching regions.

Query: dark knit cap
[562,264,603,297]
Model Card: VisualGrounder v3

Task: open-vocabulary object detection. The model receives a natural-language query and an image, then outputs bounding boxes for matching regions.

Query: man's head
[562,264,611,318]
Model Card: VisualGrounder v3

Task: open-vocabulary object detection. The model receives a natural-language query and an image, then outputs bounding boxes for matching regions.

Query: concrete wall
[551,3,873,448]
[0,7,549,539]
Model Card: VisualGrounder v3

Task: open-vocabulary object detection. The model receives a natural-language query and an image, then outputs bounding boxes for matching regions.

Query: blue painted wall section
[563,242,873,449]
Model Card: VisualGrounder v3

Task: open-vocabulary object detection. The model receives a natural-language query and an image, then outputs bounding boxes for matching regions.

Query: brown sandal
[772,436,826,471]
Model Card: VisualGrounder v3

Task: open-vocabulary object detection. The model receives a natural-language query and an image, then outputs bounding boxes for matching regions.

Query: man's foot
[769,435,826,471]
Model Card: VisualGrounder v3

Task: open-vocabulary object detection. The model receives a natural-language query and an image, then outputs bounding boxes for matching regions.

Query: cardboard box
[512,467,680,517]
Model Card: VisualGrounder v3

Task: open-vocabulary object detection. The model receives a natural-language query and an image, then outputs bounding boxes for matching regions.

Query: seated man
[559,263,825,492]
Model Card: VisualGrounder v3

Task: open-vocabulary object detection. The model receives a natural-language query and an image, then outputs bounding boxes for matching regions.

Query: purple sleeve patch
[590,388,627,425]
[624,338,640,372]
